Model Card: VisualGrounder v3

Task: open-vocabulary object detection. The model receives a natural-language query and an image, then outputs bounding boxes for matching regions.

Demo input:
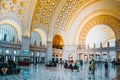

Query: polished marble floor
[0,63,120,80]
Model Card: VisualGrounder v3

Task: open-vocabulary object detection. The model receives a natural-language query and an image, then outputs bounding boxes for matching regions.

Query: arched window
[86,25,115,48]
[0,24,17,42]
[52,35,63,49]
[30,32,41,46]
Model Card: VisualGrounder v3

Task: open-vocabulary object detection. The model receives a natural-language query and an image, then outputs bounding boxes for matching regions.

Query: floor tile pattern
[0,63,120,80]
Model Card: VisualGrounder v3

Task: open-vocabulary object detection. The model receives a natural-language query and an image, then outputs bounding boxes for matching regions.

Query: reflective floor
[0,63,120,80]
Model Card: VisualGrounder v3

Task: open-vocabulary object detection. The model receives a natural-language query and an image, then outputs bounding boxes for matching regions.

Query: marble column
[2,48,5,62]
[83,52,85,62]
[21,36,30,56]
[107,51,110,62]
[100,52,103,62]
[93,52,96,60]
[87,52,90,62]
[77,53,79,61]
[46,41,52,62]
[11,48,14,59]
[2,47,5,56]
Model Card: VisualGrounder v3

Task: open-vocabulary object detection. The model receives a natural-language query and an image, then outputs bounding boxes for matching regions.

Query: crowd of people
[46,58,117,74]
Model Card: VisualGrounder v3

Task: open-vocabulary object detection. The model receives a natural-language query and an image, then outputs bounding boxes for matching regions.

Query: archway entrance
[52,35,64,63]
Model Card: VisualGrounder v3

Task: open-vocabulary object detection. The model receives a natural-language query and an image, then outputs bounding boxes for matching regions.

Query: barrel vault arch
[79,15,120,45]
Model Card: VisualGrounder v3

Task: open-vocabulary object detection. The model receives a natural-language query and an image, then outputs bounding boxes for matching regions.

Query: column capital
[22,35,30,39]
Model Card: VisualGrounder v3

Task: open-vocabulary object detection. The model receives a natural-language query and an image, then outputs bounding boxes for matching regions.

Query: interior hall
[0,0,120,80]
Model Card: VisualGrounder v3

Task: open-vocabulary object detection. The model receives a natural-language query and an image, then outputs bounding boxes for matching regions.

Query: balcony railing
[30,45,47,52]
[0,41,21,49]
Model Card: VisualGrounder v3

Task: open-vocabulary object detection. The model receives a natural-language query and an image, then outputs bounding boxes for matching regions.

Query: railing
[30,45,47,52]
[52,44,120,53]
[0,41,21,49]
[77,46,120,52]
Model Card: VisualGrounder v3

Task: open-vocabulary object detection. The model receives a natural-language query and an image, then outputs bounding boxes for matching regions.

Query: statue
[34,40,36,46]
[40,41,42,46]
[12,36,15,42]
[4,34,7,41]
[17,38,19,43]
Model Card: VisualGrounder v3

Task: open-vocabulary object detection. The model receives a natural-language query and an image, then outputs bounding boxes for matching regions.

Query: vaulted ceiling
[0,0,98,34]
[0,0,120,45]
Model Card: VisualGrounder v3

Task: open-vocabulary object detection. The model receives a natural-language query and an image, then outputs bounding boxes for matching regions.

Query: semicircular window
[0,24,17,42]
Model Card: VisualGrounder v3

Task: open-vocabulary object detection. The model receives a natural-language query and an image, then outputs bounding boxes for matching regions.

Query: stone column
[100,52,102,62]
[93,52,96,60]
[62,51,67,61]
[93,43,95,48]
[46,41,52,62]
[2,47,5,56]
[21,36,30,56]
[87,52,89,62]
[84,52,87,62]
[72,51,77,62]
[58,52,60,62]
[33,51,36,64]
[2,48,5,62]
[83,52,85,62]
[11,48,14,59]
[77,53,79,61]
[39,52,41,63]
[107,51,110,62]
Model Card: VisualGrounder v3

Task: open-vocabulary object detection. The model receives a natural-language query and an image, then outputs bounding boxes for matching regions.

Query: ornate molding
[54,0,98,32]
[30,45,46,52]
[31,0,61,31]
[79,15,120,45]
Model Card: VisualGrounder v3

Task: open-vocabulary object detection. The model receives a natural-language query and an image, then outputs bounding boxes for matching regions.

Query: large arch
[65,0,120,45]
[0,19,22,41]
[48,0,98,43]
[86,25,115,48]
[52,34,64,47]
[66,10,120,46]
[78,15,120,45]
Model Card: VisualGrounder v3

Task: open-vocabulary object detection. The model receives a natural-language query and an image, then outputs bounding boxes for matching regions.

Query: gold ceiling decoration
[54,0,96,32]
[31,0,60,30]
[1,0,26,22]
[2,3,8,9]
[20,1,25,7]
[18,9,23,15]
[40,18,43,23]
[13,0,17,4]
[11,6,15,12]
